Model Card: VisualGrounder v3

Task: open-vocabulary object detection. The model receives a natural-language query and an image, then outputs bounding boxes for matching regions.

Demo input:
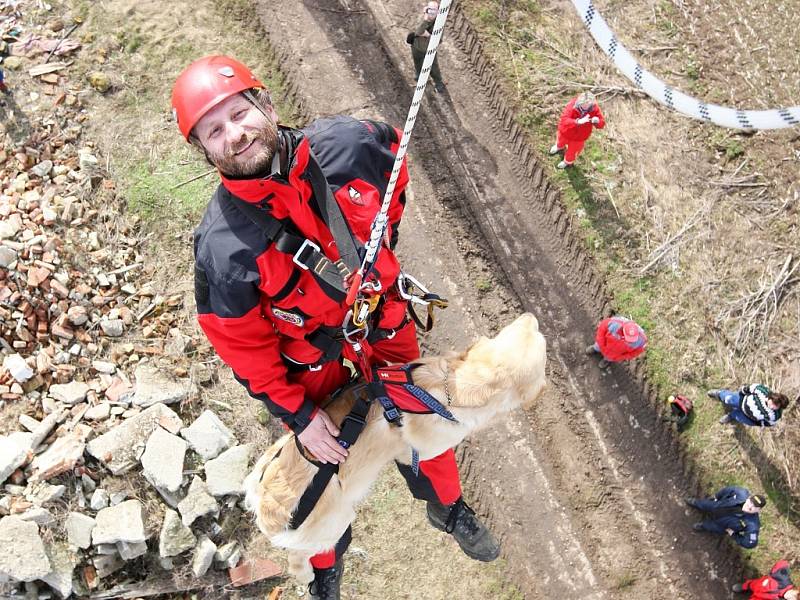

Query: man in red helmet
[585,315,647,368]
[732,559,795,599]
[172,56,499,599]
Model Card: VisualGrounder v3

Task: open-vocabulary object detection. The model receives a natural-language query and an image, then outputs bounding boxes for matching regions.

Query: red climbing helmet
[622,321,640,343]
[171,55,265,140]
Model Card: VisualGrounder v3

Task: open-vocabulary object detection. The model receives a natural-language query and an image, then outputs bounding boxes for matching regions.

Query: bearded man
[171,55,499,600]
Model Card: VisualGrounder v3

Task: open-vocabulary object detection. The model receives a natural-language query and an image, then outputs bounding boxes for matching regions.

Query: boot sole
[426,513,501,562]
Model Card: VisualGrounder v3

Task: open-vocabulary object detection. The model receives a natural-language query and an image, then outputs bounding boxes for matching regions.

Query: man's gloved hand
[725,528,734,536]
[576,115,591,125]
[591,116,600,125]
[297,409,349,464]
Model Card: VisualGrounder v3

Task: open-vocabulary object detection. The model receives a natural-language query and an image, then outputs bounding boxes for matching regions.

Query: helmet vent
[218,66,235,77]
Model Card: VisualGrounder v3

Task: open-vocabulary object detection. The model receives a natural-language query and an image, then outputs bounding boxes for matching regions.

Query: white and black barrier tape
[571,0,800,130]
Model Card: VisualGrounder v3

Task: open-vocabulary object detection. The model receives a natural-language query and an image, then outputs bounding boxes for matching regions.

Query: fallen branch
[639,207,705,275]
[171,168,216,190]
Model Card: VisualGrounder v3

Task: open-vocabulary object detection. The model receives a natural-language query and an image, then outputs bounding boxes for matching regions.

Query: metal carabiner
[397,271,431,305]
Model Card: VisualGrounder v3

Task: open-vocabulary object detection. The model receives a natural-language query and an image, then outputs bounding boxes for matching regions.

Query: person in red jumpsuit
[585,315,647,368]
[732,559,796,599]
[171,55,499,599]
[550,91,605,169]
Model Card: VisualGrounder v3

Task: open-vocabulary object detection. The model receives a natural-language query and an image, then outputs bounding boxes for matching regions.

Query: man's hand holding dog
[298,409,349,464]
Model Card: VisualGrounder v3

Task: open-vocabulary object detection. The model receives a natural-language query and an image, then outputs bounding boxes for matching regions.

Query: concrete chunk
[140,427,187,493]
[205,445,250,496]
[19,507,55,527]
[180,410,235,460]
[86,403,183,475]
[66,512,96,549]
[28,429,87,483]
[0,436,30,485]
[48,381,89,405]
[0,516,51,582]
[158,509,196,558]
[41,542,77,598]
[92,500,146,545]
[117,540,148,561]
[130,364,188,408]
[192,536,217,578]
[89,489,109,511]
[177,476,219,527]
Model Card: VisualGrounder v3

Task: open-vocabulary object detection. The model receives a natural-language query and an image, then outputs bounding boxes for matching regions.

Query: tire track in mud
[255,0,738,597]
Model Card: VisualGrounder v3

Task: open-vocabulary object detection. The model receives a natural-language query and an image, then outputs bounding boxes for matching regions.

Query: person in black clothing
[686,486,765,548]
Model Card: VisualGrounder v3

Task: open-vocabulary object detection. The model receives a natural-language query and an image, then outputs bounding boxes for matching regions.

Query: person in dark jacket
[732,559,796,599]
[708,385,789,427]
[171,55,498,600]
[686,486,765,549]
[410,1,445,92]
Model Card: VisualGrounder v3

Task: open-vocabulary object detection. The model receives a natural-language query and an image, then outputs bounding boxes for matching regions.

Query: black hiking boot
[308,558,343,600]
[427,497,500,562]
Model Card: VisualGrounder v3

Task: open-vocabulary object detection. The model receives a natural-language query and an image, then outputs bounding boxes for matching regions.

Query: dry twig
[716,254,800,351]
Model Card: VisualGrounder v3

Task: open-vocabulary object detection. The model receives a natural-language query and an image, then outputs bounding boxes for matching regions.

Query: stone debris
[48,381,88,405]
[140,426,187,493]
[191,535,217,578]
[40,542,77,598]
[85,403,183,474]
[0,516,51,582]
[19,507,55,526]
[24,482,66,505]
[214,541,241,570]
[89,488,109,511]
[28,428,88,482]
[0,435,31,485]
[205,444,251,497]
[0,6,243,596]
[117,540,147,561]
[158,509,196,558]
[65,512,95,549]
[91,500,146,545]
[181,410,236,460]
[130,363,189,408]
[177,476,219,527]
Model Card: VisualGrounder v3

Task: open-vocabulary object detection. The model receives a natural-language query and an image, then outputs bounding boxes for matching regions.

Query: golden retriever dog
[244,312,546,583]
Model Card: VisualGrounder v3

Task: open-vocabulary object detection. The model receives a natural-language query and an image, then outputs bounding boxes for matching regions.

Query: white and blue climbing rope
[571,0,800,130]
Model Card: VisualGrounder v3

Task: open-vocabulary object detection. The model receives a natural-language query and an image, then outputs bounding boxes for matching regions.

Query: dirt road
[253,1,739,597]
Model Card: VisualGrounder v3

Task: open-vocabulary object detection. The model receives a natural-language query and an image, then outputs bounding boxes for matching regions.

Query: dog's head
[454,312,547,410]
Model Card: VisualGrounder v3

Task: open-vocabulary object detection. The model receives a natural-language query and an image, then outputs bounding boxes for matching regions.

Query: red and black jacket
[193,116,409,434]
[742,560,794,599]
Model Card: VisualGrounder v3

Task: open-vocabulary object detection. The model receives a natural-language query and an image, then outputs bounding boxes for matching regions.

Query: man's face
[425,2,439,20]
[193,93,279,178]
[741,498,761,514]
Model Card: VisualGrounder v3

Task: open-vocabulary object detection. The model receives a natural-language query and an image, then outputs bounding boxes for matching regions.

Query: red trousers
[556,131,586,164]
[289,319,462,569]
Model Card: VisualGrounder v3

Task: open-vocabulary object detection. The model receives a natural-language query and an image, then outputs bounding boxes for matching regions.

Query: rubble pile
[0,2,282,598]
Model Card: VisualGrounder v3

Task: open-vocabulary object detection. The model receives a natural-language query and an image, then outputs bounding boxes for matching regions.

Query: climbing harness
[287,362,457,529]
[571,0,800,129]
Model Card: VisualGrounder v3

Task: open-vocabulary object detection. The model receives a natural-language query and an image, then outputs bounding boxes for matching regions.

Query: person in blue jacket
[685,486,765,548]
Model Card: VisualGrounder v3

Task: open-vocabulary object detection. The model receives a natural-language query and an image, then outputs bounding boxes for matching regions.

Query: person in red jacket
[550,91,605,169]
[585,315,647,368]
[732,559,796,599]
[172,56,499,600]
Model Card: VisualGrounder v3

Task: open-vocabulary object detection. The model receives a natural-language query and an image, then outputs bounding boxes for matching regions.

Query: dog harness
[287,363,457,530]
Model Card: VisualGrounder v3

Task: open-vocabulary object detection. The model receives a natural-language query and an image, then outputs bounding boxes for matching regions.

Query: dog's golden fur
[244,313,547,583]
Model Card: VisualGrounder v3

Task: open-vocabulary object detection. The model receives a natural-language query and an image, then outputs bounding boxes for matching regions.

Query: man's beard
[209,120,280,178]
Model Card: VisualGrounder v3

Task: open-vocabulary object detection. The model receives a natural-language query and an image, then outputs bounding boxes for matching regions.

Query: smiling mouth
[234,140,255,156]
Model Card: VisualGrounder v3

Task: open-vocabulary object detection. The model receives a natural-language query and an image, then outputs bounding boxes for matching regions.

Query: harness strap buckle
[293,238,321,271]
